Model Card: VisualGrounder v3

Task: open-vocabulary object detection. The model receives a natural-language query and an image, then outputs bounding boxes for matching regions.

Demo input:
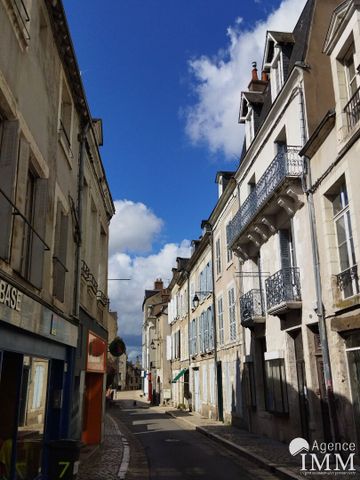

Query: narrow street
[80,391,283,480]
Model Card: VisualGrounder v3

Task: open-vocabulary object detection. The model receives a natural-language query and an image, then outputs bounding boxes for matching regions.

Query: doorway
[345,332,360,446]
[293,330,309,439]
[193,369,200,412]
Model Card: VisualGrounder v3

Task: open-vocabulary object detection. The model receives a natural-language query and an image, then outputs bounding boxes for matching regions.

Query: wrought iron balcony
[265,267,301,315]
[240,289,265,328]
[344,86,360,131]
[227,147,303,250]
[336,265,359,299]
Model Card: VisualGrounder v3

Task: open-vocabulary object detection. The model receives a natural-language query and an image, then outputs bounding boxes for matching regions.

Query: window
[19,169,48,288]
[59,76,74,159]
[228,287,236,341]
[208,307,214,351]
[343,42,357,99]
[32,365,45,410]
[4,0,31,48]
[190,319,197,355]
[53,202,69,302]
[332,181,358,298]
[265,359,288,414]
[215,238,222,276]
[217,297,224,345]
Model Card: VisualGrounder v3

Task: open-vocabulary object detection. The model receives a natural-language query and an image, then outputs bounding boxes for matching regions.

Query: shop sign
[87,331,106,373]
[0,279,22,311]
[0,275,77,347]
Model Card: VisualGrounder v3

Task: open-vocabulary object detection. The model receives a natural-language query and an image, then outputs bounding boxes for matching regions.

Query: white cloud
[109,200,163,255]
[185,0,307,160]
[108,240,191,337]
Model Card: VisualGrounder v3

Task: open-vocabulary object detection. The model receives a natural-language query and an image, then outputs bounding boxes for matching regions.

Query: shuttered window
[215,238,222,275]
[217,297,224,345]
[228,287,236,341]
[53,202,69,302]
[0,120,19,261]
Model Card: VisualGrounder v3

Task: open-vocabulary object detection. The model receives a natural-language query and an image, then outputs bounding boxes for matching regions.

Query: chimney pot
[261,71,268,82]
[154,279,163,290]
[251,62,258,81]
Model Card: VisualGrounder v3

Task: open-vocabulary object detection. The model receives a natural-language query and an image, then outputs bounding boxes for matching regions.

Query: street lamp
[192,291,212,309]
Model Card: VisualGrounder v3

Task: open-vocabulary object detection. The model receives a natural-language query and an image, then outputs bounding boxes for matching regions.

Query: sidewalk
[164,408,360,480]
[77,411,126,480]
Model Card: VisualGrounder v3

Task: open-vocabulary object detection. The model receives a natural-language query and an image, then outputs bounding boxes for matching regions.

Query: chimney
[154,279,163,290]
[248,62,269,93]
[251,61,259,81]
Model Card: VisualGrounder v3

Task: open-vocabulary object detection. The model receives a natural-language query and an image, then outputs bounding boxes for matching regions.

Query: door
[313,331,331,442]
[294,331,309,439]
[346,332,360,445]
[217,362,224,421]
[193,369,200,412]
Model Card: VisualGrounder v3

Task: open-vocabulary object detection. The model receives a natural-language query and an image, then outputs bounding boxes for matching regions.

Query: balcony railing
[344,86,360,131]
[265,267,301,313]
[227,147,303,248]
[336,265,359,299]
[240,289,265,326]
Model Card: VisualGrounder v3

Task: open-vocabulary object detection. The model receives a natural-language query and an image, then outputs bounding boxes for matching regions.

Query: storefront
[81,331,106,445]
[0,275,77,480]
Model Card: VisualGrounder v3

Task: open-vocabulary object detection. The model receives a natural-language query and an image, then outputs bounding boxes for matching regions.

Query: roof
[242,91,265,104]
[268,31,295,44]
[239,0,316,165]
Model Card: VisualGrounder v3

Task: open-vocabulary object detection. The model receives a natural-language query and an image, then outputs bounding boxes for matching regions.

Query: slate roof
[239,0,316,167]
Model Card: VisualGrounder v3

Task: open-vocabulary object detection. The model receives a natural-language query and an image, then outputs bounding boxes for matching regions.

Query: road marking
[107,414,130,479]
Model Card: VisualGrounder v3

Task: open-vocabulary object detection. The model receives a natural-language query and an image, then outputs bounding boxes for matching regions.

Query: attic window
[242,99,249,118]
[266,40,275,64]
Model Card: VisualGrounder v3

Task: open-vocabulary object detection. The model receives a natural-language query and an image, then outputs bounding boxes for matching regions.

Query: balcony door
[279,227,298,299]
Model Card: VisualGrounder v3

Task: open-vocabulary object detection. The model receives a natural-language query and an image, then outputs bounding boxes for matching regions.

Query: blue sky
[63,0,307,361]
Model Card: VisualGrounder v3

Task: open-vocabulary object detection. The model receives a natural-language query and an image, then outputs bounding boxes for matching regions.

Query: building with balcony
[225,0,342,444]
[142,279,170,403]
[0,1,114,473]
[167,259,190,409]
[300,0,360,448]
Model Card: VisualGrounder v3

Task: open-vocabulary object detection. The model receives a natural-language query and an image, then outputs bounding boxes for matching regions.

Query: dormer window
[271,48,284,100]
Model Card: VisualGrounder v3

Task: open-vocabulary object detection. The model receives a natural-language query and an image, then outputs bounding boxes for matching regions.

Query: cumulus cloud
[185,0,307,160]
[108,240,191,337]
[109,200,163,255]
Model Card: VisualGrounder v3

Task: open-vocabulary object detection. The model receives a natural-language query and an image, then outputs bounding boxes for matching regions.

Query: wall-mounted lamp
[192,291,212,309]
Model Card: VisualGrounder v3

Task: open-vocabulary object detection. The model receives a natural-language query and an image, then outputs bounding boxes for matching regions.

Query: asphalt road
[115,395,280,480]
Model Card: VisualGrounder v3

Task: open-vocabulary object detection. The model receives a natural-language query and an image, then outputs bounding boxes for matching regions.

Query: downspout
[74,122,90,319]
[186,271,191,410]
[298,87,338,441]
[209,227,220,421]
[304,156,339,443]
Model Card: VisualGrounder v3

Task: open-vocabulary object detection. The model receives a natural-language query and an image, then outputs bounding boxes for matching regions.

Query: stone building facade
[0,1,114,476]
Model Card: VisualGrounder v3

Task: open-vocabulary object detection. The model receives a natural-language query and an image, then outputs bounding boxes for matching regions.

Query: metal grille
[344,86,360,130]
[240,289,264,323]
[336,264,359,297]
[265,267,301,311]
[227,147,302,247]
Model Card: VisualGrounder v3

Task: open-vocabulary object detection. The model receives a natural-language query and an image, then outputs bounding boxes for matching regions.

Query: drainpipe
[209,226,220,421]
[298,87,338,441]
[304,157,339,443]
[186,271,192,410]
[74,122,90,319]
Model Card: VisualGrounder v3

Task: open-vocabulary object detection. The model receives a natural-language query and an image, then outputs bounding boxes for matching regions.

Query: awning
[171,368,188,383]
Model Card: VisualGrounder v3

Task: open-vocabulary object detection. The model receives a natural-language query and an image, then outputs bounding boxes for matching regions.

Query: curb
[166,410,302,480]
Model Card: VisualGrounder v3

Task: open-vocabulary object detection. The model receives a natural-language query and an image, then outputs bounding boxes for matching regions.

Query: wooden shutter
[0,120,20,260]
[279,229,291,270]
[11,137,29,271]
[53,204,69,302]
[29,178,48,289]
